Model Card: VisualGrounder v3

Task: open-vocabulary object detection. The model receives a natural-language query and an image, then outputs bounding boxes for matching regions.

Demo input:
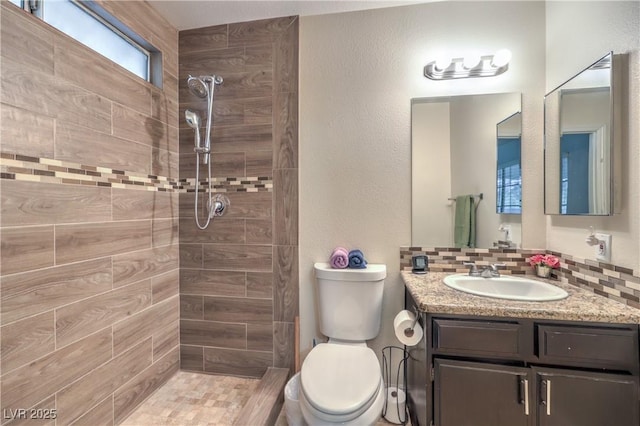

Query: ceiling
[148,0,429,31]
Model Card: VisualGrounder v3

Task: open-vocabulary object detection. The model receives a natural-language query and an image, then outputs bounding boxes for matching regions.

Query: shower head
[187,75,208,98]
[184,109,201,129]
[187,75,223,98]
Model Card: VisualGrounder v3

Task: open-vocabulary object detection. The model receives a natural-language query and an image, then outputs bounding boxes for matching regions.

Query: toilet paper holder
[381,345,409,424]
[404,307,422,339]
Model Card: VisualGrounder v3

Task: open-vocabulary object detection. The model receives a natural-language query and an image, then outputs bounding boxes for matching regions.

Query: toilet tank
[313,262,386,341]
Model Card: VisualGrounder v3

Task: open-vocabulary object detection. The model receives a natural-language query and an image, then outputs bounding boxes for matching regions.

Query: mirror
[412,93,522,248]
[544,52,617,215]
[496,112,522,215]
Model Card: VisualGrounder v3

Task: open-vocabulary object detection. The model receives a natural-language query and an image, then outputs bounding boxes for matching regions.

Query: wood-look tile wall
[0,1,180,424]
[178,16,299,378]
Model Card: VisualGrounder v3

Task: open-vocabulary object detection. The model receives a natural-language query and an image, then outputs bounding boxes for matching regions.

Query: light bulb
[462,53,481,70]
[434,56,451,71]
[492,49,512,68]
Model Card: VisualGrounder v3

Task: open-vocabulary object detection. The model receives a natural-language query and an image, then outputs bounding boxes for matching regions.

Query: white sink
[443,274,569,302]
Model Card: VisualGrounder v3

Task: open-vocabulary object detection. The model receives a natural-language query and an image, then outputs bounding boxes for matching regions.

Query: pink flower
[528,254,546,267]
[545,255,560,268]
[528,254,560,269]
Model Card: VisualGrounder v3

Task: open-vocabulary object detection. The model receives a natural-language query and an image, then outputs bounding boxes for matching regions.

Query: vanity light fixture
[424,49,512,80]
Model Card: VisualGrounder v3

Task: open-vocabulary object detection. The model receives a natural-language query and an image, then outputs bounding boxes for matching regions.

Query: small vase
[536,265,551,278]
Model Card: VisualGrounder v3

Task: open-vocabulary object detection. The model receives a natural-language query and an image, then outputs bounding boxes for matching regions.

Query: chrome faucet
[463,262,506,278]
[463,262,480,277]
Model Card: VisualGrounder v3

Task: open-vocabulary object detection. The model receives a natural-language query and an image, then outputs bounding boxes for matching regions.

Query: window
[560,153,569,214]
[496,137,522,214]
[8,0,161,87]
[497,162,522,214]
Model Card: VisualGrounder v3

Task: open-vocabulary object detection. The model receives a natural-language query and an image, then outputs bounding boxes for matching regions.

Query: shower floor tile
[120,371,259,426]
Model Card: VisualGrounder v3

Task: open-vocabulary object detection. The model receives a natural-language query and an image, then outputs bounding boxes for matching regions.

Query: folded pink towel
[330,247,349,269]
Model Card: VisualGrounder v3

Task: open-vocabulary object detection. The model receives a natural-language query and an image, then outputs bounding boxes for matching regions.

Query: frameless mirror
[496,112,522,215]
[411,93,522,249]
[544,52,621,215]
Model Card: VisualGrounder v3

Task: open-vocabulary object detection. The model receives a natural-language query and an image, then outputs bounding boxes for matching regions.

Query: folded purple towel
[330,247,349,269]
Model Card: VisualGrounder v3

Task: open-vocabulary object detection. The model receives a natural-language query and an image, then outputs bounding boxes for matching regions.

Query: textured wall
[545,1,640,270]
[299,1,545,360]
[178,16,299,377]
[0,1,180,423]
[412,101,452,246]
[449,93,522,248]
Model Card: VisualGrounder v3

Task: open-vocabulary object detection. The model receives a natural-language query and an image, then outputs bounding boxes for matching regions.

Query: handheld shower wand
[185,74,227,230]
[184,110,201,149]
[186,75,223,165]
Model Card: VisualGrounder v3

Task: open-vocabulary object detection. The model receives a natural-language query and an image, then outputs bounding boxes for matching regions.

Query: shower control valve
[209,194,230,218]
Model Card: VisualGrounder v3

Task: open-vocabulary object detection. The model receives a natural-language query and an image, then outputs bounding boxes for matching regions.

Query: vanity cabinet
[405,292,640,426]
[434,360,639,426]
[435,359,530,426]
[533,367,638,426]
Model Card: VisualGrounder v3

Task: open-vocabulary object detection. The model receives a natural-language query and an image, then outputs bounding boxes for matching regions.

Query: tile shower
[177,17,299,376]
[0,1,298,424]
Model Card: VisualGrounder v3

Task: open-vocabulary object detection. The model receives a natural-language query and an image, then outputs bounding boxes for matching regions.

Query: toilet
[299,262,387,425]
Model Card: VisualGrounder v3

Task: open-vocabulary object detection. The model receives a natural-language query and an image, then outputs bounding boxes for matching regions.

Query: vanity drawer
[538,325,639,370]
[433,318,524,358]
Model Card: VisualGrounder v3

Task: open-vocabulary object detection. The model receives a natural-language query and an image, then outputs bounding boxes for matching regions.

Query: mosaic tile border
[0,153,272,193]
[400,246,640,310]
[549,250,640,310]
[400,246,539,275]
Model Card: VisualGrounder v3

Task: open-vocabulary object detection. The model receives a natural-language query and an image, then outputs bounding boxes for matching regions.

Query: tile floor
[120,372,259,425]
[122,371,407,425]
[275,407,405,426]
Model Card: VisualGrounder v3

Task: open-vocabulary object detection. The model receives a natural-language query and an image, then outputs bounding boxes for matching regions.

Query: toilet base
[299,377,385,426]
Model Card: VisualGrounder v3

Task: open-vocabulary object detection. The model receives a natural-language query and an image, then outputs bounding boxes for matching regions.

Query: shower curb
[234,367,290,426]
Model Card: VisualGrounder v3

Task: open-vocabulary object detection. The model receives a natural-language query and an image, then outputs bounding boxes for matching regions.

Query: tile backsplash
[401,246,640,310]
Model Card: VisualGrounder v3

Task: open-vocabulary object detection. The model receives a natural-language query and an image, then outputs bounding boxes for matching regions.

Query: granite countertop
[401,271,640,324]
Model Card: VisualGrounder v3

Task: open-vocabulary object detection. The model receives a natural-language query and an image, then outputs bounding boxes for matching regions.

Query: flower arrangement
[528,254,560,269]
[528,254,560,278]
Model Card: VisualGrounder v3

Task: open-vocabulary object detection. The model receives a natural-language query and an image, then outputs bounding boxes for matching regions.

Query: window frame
[7,0,162,88]
[496,160,522,214]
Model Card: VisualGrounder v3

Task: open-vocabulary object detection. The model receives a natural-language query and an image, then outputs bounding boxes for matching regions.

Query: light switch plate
[595,233,611,262]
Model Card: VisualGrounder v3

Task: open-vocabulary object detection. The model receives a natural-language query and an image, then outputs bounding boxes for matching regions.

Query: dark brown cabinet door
[435,359,531,426]
[535,367,639,426]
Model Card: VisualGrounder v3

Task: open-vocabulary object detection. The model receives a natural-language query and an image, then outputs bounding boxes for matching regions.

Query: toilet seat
[300,343,381,422]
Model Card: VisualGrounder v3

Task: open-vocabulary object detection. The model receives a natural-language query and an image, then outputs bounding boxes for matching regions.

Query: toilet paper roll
[393,310,423,346]
[384,386,407,425]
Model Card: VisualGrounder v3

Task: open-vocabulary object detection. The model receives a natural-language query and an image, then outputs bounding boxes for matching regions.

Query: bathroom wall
[178,17,299,377]
[449,94,522,248]
[545,1,640,270]
[299,1,545,358]
[0,1,180,423]
[411,101,452,246]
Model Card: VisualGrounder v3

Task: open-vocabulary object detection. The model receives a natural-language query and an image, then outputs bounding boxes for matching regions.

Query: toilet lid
[300,344,381,416]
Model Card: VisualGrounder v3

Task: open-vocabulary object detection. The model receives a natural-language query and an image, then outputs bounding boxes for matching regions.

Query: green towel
[454,195,476,248]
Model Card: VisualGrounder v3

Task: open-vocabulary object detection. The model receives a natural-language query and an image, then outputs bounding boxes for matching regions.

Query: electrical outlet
[595,233,611,262]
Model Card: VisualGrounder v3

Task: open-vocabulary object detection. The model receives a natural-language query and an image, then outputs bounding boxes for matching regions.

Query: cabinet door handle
[523,379,530,416]
[518,377,529,416]
[546,379,551,415]
[540,378,551,415]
